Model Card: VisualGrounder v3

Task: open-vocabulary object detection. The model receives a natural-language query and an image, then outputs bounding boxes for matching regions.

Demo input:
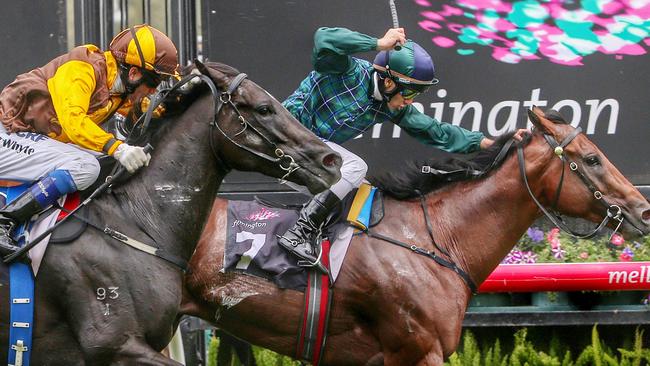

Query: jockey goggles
[386,66,438,99]
[398,85,421,100]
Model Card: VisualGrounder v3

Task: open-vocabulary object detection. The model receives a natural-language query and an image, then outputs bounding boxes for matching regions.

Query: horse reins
[202,72,300,182]
[518,127,624,239]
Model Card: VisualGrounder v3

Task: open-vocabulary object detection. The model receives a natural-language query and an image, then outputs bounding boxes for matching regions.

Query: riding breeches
[323,140,368,200]
[0,124,101,190]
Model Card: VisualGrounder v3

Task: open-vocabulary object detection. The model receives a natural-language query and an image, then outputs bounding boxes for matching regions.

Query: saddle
[49,155,117,244]
[254,182,385,233]
[3,155,124,246]
[341,182,384,230]
[223,183,385,290]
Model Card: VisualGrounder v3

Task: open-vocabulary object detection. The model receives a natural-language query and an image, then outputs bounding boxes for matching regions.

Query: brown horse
[182,107,650,365]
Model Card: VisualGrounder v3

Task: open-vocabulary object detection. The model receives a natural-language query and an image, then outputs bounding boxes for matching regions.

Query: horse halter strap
[207,73,300,182]
[518,127,624,239]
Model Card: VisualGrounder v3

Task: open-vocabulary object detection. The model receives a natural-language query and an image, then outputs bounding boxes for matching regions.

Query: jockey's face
[384,78,415,111]
[126,66,159,103]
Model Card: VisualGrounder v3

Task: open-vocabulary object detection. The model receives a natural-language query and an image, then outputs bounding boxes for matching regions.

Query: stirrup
[297,248,329,276]
[0,223,30,265]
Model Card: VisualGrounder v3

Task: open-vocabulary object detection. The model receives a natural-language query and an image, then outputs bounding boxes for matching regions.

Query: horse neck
[432,150,546,285]
[116,96,226,262]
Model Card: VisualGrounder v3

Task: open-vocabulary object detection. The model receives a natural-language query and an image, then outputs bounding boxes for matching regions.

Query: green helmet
[373,40,438,94]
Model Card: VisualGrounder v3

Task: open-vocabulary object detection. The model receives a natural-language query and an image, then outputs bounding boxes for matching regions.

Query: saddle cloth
[224,200,354,291]
[223,184,384,291]
[0,187,83,275]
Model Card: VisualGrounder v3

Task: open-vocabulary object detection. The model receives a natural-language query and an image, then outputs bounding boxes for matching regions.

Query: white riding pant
[0,124,101,190]
[323,140,368,200]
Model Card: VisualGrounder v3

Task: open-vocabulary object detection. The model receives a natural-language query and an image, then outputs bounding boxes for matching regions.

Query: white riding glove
[113,143,151,173]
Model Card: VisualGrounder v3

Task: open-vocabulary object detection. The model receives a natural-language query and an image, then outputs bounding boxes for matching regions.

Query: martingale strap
[57,207,188,271]
[364,229,478,294]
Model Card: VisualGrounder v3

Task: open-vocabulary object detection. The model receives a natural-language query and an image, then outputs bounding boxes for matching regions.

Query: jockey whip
[389,0,402,50]
[3,144,154,263]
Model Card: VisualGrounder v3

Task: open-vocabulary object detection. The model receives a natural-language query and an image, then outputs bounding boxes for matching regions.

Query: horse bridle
[197,72,300,181]
[132,69,300,180]
[518,127,624,239]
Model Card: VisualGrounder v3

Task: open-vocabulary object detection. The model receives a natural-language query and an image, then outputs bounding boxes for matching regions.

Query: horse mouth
[304,173,333,194]
[620,212,650,238]
[292,166,338,194]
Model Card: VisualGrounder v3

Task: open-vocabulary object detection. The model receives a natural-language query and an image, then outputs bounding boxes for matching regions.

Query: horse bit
[190,72,300,182]
[518,126,624,239]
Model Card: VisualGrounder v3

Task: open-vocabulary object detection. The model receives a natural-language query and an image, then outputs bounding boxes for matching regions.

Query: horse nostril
[322,153,339,168]
[643,209,650,222]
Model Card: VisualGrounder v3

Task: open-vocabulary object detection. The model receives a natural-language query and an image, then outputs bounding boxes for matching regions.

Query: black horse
[0,61,341,365]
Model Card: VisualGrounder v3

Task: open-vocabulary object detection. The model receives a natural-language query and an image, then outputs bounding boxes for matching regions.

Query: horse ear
[194,59,209,75]
[191,59,229,90]
[527,106,551,134]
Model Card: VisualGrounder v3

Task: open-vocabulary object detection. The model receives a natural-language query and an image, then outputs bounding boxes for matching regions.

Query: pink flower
[579,252,589,259]
[547,228,561,249]
[546,228,560,242]
[620,252,633,261]
[550,238,561,250]
[611,233,625,246]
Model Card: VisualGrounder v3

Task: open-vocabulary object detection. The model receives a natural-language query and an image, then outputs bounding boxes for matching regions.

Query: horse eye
[584,155,601,166]
[256,105,273,116]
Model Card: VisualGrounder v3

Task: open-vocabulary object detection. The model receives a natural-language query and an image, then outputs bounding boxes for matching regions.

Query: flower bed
[503,227,650,264]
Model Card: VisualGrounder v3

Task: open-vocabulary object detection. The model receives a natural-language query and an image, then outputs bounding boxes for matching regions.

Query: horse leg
[106,338,184,366]
[415,351,444,366]
[382,350,443,366]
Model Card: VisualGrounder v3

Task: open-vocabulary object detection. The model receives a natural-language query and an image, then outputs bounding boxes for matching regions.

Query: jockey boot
[0,172,73,259]
[278,190,340,272]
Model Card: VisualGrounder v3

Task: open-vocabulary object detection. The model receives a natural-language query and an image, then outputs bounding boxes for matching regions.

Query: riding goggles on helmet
[399,85,421,100]
[385,66,438,99]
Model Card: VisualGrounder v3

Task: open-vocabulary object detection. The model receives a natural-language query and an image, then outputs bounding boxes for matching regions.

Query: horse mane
[370,131,532,199]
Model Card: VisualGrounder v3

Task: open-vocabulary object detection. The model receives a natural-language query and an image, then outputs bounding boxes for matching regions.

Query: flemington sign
[480,262,650,292]
[204,0,650,187]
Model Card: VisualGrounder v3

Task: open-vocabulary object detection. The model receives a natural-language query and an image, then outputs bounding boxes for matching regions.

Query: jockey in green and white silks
[278,27,504,269]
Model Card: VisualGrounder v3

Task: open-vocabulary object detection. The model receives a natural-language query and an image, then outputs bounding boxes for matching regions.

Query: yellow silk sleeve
[47,60,119,153]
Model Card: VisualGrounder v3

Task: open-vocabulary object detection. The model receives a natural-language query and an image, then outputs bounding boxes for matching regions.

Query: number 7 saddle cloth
[223,183,384,291]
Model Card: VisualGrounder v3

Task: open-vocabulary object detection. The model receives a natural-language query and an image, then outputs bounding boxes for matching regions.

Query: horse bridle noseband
[197,72,299,181]
[518,127,624,239]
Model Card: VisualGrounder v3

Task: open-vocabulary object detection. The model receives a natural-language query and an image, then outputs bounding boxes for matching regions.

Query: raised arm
[311,27,380,74]
[396,105,485,154]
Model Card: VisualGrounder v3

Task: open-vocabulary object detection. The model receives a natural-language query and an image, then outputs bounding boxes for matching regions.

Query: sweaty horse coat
[183,107,650,365]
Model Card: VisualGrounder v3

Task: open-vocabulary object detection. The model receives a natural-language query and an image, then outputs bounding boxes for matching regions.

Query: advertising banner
[210,0,650,188]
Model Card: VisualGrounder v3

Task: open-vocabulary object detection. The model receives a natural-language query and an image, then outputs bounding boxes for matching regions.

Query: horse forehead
[237,80,278,102]
[248,82,279,102]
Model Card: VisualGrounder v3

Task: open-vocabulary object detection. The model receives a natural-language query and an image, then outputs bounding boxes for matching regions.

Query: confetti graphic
[415,0,650,65]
